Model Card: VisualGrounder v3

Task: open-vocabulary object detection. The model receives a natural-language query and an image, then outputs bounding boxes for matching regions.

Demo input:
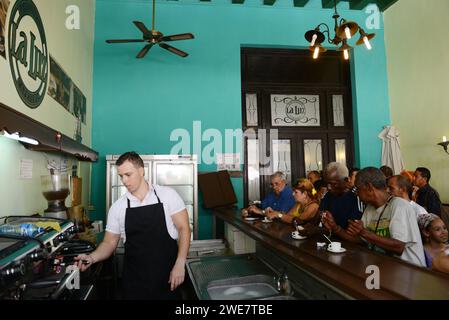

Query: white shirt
[410,201,428,218]
[106,184,186,242]
[361,197,426,267]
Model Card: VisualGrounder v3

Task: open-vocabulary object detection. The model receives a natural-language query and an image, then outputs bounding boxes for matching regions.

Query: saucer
[327,247,346,253]
[244,217,260,221]
[262,219,272,223]
[291,234,308,240]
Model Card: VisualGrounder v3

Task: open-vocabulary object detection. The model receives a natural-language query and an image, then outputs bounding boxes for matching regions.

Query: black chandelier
[304,0,375,60]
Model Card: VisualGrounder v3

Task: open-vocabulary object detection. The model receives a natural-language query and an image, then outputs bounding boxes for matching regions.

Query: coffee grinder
[41,173,70,219]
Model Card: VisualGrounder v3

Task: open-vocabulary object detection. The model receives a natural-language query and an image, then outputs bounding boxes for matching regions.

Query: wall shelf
[0,102,98,162]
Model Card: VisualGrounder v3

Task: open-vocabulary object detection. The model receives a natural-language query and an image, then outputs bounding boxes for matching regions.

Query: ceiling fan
[105,0,194,59]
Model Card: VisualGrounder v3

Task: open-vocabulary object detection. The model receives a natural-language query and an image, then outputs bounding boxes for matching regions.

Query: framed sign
[271,94,320,127]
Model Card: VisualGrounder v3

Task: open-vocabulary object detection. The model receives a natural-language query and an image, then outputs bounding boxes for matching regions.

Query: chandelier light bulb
[345,26,352,39]
[344,49,349,60]
[310,34,318,47]
[313,46,320,59]
[363,36,372,50]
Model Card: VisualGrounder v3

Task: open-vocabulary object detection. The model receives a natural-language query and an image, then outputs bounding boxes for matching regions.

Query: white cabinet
[106,155,198,240]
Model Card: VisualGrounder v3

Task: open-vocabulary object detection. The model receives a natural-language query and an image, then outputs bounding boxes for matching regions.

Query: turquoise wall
[91,0,390,239]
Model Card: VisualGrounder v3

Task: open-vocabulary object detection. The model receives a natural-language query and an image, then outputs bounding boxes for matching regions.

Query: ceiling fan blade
[159,43,188,58]
[160,33,194,42]
[136,44,154,59]
[133,21,152,36]
[106,39,145,43]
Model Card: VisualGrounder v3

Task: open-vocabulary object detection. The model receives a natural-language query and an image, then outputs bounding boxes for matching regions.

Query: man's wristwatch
[278,213,283,219]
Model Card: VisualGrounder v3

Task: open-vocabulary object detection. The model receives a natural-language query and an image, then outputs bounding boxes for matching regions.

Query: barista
[74,152,191,300]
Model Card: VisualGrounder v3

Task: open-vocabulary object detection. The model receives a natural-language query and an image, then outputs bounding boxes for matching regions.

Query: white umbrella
[378,125,405,175]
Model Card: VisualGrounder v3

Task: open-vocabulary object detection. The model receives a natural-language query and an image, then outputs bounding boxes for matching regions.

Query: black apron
[122,187,180,300]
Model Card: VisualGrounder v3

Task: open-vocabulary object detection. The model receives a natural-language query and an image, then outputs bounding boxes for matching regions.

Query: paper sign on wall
[20,159,33,179]
[216,153,241,171]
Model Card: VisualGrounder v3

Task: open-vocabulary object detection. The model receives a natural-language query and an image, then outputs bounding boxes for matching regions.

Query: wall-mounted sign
[8,0,48,109]
[0,0,10,58]
[48,56,86,125]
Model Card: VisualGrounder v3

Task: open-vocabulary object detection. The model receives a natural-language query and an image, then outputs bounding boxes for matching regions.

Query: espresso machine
[41,174,70,220]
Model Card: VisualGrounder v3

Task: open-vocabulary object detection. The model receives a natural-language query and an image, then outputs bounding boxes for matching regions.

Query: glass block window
[245,93,258,126]
[272,140,292,185]
[332,95,345,127]
[335,139,347,166]
[304,140,323,172]
[247,139,260,202]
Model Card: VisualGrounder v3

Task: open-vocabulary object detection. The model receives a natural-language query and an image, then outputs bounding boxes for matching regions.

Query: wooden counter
[213,207,449,300]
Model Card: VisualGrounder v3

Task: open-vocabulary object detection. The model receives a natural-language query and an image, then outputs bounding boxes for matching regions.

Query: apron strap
[153,186,162,204]
[127,185,162,208]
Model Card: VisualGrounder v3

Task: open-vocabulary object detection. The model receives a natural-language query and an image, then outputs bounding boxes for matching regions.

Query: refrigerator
[105,154,198,279]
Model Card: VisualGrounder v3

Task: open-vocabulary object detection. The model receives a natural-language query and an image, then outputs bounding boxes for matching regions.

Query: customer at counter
[320,162,364,229]
[387,175,427,218]
[74,152,191,300]
[323,167,426,267]
[297,163,363,237]
[241,172,295,219]
[413,167,442,216]
[265,178,319,224]
[417,213,449,271]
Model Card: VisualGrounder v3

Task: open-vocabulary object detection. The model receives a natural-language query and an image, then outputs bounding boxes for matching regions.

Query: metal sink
[207,275,279,300]
[186,255,298,300]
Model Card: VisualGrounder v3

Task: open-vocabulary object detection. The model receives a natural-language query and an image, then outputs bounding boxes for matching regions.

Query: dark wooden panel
[0,102,98,161]
[241,48,350,87]
[293,0,311,7]
[322,0,342,8]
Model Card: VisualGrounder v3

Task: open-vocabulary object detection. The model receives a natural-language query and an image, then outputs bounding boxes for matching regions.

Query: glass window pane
[246,93,258,126]
[304,140,323,172]
[247,139,260,202]
[332,95,345,127]
[271,94,320,127]
[272,140,292,185]
[335,139,347,167]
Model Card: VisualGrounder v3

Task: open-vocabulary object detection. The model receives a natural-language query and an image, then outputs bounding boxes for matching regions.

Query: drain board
[186,254,276,300]
[207,274,279,300]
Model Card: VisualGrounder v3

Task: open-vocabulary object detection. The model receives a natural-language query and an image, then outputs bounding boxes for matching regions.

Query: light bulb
[443,136,447,142]
[313,46,320,59]
[345,26,352,39]
[310,34,318,47]
[344,49,349,60]
[363,36,372,50]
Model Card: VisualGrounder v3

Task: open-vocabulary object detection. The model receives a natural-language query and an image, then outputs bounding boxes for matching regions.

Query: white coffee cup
[328,241,341,251]
[291,231,300,237]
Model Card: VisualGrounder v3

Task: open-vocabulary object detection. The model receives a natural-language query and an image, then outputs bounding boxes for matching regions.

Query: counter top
[213,207,449,300]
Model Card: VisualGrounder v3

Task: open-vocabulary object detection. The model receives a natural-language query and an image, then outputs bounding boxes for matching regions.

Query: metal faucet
[276,268,292,296]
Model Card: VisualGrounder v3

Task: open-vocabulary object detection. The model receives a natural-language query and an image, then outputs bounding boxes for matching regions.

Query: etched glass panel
[246,93,258,126]
[304,140,323,172]
[271,94,320,127]
[272,140,292,185]
[247,139,260,202]
[335,139,347,167]
[332,95,345,127]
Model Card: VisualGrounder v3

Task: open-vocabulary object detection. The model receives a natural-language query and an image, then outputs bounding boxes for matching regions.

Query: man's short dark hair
[391,174,413,195]
[380,165,394,179]
[355,167,387,190]
[416,167,431,183]
[116,151,144,168]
